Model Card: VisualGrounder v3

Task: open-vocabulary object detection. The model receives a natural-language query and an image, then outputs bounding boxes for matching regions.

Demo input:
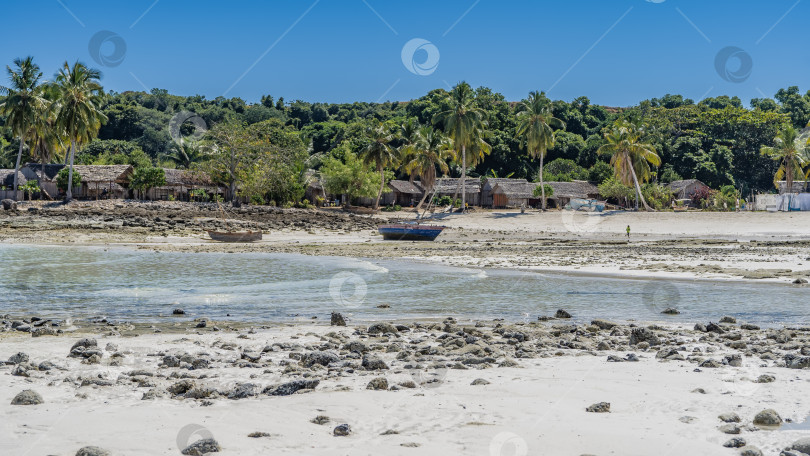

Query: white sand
[2,326,809,455]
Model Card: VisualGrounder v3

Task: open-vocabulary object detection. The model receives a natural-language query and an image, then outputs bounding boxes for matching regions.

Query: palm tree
[27,86,64,198]
[515,91,565,210]
[169,141,205,169]
[402,125,453,212]
[597,120,661,211]
[433,82,488,212]
[51,61,107,201]
[760,126,808,193]
[359,120,397,210]
[0,56,46,200]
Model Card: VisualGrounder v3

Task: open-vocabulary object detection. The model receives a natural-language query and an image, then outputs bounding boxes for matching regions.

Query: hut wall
[0,190,23,200]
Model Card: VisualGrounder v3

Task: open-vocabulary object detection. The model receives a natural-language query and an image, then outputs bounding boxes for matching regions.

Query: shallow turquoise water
[0,244,807,326]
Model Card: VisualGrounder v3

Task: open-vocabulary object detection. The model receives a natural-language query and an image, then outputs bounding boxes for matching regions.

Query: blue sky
[2,0,807,106]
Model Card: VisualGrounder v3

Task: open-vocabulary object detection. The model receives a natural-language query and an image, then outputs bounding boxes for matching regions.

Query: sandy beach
[3,319,810,455]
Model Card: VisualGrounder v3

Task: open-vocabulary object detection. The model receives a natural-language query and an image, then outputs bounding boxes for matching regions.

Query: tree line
[2,56,809,209]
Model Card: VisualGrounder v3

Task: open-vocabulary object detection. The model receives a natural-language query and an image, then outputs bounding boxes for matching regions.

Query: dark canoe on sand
[378,224,447,241]
[207,230,263,243]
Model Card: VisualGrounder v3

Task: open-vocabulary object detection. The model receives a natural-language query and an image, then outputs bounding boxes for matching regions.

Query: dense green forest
[2,58,809,206]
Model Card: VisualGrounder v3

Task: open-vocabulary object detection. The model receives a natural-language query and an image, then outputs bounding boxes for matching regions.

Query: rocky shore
[3,312,810,455]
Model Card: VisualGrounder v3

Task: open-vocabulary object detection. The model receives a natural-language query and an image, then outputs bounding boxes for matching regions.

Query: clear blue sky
[2,0,807,106]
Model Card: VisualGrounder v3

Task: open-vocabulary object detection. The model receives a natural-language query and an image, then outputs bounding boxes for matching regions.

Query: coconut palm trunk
[66,137,76,201]
[374,165,384,210]
[461,145,466,212]
[12,139,23,199]
[538,151,546,210]
[627,159,651,211]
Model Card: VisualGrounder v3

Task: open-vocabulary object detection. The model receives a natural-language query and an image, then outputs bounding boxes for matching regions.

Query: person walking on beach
[626,225,631,240]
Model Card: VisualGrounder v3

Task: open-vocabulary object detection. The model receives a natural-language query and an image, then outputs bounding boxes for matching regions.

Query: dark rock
[722,438,746,448]
[11,389,43,405]
[264,379,319,396]
[591,319,618,330]
[311,415,330,425]
[785,354,810,369]
[793,278,809,284]
[227,383,258,399]
[247,432,271,438]
[330,312,346,326]
[718,412,741,423]
[167,380,197,396]
[2,199,17,211]
[163,355,180,367]
[172,309,185,315]
[302,351,339,368]
[366,377,388,390]
[8,352,29,364]
[195,321,207,329]
[555,309,572,319]
[586,402,610,413]
[367,323,398,335]
[738,447,762,456]
[362,354,389,370]
[699,359,722,368]
[755,374,775,383]
[705,322,725,334]
[723,354,742,367]
[752,409,782,427]
[333,424,351,436]
[344,341,369,354]
[718,424,741,434]
[629,328,660,346]
[471,378,490,386]
[75,446,111,456]
[719,316,737,324]
[661,308,680,315]
[788,437,810,455]
[181,438,221,455]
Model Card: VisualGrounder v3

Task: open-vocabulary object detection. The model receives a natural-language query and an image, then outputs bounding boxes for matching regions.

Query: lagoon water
[0,244,807,326]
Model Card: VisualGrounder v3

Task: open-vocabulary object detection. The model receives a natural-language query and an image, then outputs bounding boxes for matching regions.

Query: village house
[432,177,481,207]
[387,180,424,207]
[546,181,600,208]
[668,179,709,200]
[490,181,537,208]
[481,178,529,207]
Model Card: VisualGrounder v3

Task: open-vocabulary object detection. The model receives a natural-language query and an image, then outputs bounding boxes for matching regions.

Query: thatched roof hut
[546,181,600,199]
[388,180,424,195]
[71,165,133,184]
[482,178,529,206]
[21,164,65,182]
[668,179,709,199]
[432,177,482,206]
[490,181,537,208]
[0,169,26,188]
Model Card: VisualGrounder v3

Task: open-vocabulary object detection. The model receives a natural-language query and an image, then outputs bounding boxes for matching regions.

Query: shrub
[56,168,82,192]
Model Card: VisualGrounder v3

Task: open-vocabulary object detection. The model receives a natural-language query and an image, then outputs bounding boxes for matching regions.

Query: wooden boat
[207,230,263,243]
[378,223,447,241]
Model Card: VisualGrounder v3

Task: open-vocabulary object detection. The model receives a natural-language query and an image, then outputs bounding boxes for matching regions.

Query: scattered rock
[586,402,610,413]
[311,415,330,425]
[367,377,389,390]
[302,351,339,368]
[264,380,319,396]
[172,308,185,315]
[181,438,221,455]
[8,352,29,364]
[755,374,775,383]
[333,424,351,436]
[719,413,741,423]
[719,424,741,434]
[554,309,572,319]
[11,390,43,405]
[471,378,490,386]
[661,308,680,315]
[330,312,346,326]
[719,316,737,324]
[247,432,271,438]
[722,438,746,448]
[590,319,618,330]
[75,447,111,456]
[2,199,17,211]
[367,323,398,335]
[361,354,389,370]
[752,409,782,427]
[738,446,762,456]
[788,438,810,455]
[629,328,660,346]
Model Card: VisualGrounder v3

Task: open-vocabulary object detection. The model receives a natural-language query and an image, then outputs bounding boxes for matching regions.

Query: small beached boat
[378,223,447,241]
[207,230,263,243]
